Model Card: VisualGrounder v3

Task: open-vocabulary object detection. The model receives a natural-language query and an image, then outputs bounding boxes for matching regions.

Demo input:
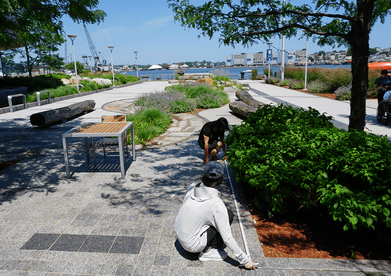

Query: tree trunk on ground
[30,100,95,127]
[236,90,265,108]
[229,101,257,118]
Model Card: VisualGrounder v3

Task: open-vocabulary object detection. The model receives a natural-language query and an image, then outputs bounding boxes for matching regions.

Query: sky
[61,0,391,66]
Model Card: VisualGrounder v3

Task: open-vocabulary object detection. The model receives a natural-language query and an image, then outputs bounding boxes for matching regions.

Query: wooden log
[236,90,265,109]
[229,101,257,118]
[30,100,95,127]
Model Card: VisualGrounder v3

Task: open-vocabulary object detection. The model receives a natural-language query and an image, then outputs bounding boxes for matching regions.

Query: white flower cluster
[91,78,112,86]
[82,77,92,82]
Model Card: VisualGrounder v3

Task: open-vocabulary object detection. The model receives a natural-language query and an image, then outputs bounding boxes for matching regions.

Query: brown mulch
[0,160,21,171]
[242,184,390,261]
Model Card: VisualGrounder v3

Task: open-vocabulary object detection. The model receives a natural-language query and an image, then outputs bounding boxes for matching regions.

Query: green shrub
[308,79,331,94]
[292,82,305,89]
[225,104,391,240]
[126,108,172,145]
[168,99,196,113]
[279,80,289,86]
[251,69,258,80]
[334,85,352,101]
[0,75,63,93]
[288,80,304,89]
[212,75,230,82]
[265,77,279,84]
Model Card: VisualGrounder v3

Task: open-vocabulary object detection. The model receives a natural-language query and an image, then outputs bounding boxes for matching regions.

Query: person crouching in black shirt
[198,117,229,164]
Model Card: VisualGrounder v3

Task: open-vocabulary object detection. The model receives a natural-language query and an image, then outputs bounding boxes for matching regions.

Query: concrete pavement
[0,81,390,276]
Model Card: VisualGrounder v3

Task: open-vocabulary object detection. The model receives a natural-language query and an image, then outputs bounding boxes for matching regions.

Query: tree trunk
[25,45,32,78]
[30,100,95,127]
[236,90,265,109]
[348,1,374,131]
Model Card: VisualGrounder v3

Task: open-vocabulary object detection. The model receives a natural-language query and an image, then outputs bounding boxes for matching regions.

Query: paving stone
[115,264,134,276]
[109,237,144,254]
[79,236,115,253]
[49,234,88,252]
[20,234,60,251]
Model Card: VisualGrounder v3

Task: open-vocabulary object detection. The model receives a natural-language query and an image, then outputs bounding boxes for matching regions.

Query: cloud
[139,16,173,31]
[94,26,131,42]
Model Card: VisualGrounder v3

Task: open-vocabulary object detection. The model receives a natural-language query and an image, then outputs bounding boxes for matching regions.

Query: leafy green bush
[265,77,279,84]
[126,108,172,145]
[0,75,63,93]
[279,80,289,86]
[212,75,230,82]
[113,74,139,85]
[287,79,304,89]
[168,99,196,113]
[335,85,352,101]
[308,79,331,94]
[292,82,305,89]
[225,104,391,240]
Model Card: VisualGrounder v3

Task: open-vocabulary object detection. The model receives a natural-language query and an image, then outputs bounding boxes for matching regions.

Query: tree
[161,63,170,70]
[64,61,85,73]
[0,0,106,50]
[4,20,65,77]
[168,0,391,131]
[369,48,378,55]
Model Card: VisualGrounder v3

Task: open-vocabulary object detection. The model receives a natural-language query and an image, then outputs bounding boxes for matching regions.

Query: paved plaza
[0,81,390,276]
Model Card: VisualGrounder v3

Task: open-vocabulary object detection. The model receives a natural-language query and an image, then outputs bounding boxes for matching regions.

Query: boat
[368,62,391,71]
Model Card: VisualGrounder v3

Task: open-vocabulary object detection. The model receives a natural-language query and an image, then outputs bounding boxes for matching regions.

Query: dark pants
[199,139,221,154]
[203,208,234,251]
[377,89,387,105]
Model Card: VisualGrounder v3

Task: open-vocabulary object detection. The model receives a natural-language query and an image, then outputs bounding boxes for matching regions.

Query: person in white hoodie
[175,161,255,269]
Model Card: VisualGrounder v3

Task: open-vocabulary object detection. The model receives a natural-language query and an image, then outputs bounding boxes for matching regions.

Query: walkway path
[0,81,390,276]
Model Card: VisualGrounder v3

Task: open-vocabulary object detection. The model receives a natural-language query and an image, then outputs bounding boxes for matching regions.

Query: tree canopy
[0,0,106,50]
[168,0,391,131]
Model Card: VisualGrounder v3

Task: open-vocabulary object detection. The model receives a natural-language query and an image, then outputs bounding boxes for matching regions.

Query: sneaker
[198,248,228,261]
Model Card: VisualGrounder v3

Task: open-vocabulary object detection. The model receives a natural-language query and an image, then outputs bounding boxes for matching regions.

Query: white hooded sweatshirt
[175,182,250,266]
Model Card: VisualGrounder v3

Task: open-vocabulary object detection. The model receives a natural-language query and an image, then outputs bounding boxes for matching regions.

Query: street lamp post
[88,56,92,71]
[108,46,115,86]
[304,34,309,90]
[134,51,138,78]
[68,34,79,93]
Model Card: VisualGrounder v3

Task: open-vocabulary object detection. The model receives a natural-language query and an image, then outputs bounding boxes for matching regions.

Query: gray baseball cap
[204,161,224,180]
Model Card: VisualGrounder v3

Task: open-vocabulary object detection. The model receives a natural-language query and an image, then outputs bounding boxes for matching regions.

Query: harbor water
[125,65,351,80]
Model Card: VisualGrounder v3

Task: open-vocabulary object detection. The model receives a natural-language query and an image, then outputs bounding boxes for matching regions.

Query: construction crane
[83,24,108,71]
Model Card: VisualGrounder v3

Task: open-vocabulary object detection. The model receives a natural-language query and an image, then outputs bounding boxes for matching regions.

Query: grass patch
[126,108,172,145]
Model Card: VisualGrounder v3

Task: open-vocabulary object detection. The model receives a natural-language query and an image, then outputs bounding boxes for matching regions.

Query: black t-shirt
[198,122,224,148]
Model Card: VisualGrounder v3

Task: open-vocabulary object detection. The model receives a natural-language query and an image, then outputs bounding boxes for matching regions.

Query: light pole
[88,56,92,71]
[266,42,272,78]
[68,34,79,93]
[134,51,138,78]
[304,34,309,90]
[108,46,115,86]
[281,0,286,81]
